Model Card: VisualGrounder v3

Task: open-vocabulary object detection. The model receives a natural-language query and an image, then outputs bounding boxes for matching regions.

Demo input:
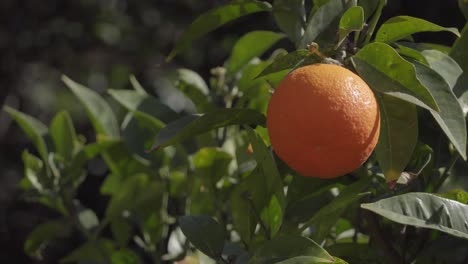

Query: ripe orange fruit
[266,63,380,178]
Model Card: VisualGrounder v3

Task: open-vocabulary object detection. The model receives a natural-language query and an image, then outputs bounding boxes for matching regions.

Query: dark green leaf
[458,0,468,20]
[227,31,285,76]
[337,6,364,46]
[246,127,285,237]
[374,94,418,182]
[300,0,356,49]
[169,68,214,112]
[361,192,468,240]
[62,75,119,138]
[167,1,272,61]
[150,109,266,150]
[326,243,380,263]
[273,0,306,45]
[111,217,133,247]
[256,49,317,78]
[414,236,468,264]
[50,111,78,161]
[301,177,372,243]
[250,235,335,263]
[179,215,225,260]
[375,16,460,43]
[60,239,115,263]
[24,219,71,257]
[352,42,439,111]
[4,106,48,161]
[412,61,466,160]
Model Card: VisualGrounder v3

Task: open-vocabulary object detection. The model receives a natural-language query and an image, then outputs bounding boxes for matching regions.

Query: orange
[266,63,380,178]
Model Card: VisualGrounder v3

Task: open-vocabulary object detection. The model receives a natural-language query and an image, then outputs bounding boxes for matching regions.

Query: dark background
[0,0,465,262]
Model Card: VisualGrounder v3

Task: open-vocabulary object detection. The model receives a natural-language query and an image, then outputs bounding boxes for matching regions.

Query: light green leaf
[129,74,147,94]
[50,111,78,161]
[4,106,48,161]
[374,94,418,182]
[420,49,463,89]
[167,1,272,61]
[337,6,364,47]
[193,147,232,187]
[375,16,460,43]
[394,43,428,64]
[450,24,468,117]
[361,192,468,240]
[150,109,266,150]
[62,75,119,138]
[300,0,356,49]
[412,61,466,160]
[179,215,225,260]
[250,235,335,263]
[22,151,47,191]
[352,42,439,111]
[169,68,214,112]
[227,31,285,76]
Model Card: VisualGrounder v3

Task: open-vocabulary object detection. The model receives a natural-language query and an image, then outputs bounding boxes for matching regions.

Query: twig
[363,210,403,264]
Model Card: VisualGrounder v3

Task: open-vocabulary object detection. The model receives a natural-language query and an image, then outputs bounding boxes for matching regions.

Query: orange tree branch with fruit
[4,0,468,263]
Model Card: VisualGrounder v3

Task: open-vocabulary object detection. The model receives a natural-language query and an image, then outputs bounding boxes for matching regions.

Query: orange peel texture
[266,64,380,178]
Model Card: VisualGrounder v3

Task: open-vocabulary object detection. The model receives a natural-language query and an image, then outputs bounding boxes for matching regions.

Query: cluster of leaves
[4,0,468,263]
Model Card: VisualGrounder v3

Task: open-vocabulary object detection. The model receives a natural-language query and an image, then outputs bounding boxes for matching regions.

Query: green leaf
[169,68,214,112]
[374,94,418,182]
[327,243,380,263]
[246,127,285,237]
[22,151,48,191]
[108,89,178,124]
[412,61,467,160]
[300,177,372,243]
[62,75,119,139]
[150,109,266,150]
[104,173,148,218]
[255,49,317,78]
[250,235,335,263]
[111,248,142,264]
[275,256,347,264]
[179,215,225,260]
[352,42,439,111]
[273,0,306,45]
[60,239,115,263]
[361,192,468,240]
[4,106,48,161]
[375,16,460,43]
[337,6,364,47]
[414,236,468,264]
[420,49,463,90]
[440,189,468,204]
[111,217,133,247]
[450,24,468,117]
[193,147,232,187]
[227,31,285,76]
[300,0,356,49]
[167,1,272,61]
[50,111,78,161]
[129,74,147,94]
[394,43,428,64]
[358,0,380,20]
[24,219,71,257]
[458,0,468,20]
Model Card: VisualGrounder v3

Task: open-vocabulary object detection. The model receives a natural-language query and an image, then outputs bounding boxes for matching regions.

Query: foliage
[4,0,468,263]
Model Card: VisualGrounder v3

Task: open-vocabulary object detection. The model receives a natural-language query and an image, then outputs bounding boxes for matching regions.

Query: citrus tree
[4,0,468,263]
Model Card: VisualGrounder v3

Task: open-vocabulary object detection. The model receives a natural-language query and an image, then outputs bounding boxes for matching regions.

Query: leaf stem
[433,152,460,192]
[363,0,386,45]
[363,210,403,264]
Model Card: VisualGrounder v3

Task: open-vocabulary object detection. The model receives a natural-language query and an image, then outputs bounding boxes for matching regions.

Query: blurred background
[0,0,465,262]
